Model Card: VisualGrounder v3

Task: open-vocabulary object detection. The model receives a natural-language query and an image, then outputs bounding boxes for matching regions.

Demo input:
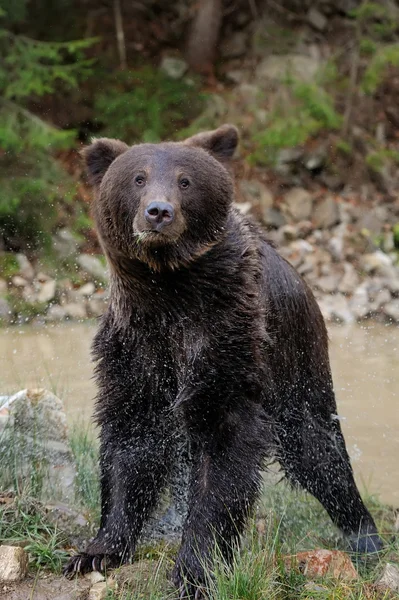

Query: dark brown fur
[65,125,382,598]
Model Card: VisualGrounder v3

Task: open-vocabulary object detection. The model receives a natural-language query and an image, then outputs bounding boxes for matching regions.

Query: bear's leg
[276,402,383,553]
[172,404,266,599]
[64,420,175,576]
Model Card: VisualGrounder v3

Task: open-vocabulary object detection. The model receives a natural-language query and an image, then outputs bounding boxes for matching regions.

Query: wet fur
[64,127,382,597]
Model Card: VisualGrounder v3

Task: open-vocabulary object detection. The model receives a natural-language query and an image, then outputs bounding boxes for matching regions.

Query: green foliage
[94,67,205,143]
[0,152,76,250]
[249,81,341,166]
[0,251,19,277]
[69,425,100,519]
[0,3,95,252]
[393,223,399,248]
[365,148,399,172]
[362,42,399,93]
[0,496,69,573]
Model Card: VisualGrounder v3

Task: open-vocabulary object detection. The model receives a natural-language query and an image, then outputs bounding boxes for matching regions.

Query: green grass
[0,423,397,596]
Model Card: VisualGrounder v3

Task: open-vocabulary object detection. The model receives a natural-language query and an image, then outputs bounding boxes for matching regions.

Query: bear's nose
[144,201,175,231]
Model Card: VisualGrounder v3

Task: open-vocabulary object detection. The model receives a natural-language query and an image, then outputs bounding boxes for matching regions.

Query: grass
[0,423,397,597]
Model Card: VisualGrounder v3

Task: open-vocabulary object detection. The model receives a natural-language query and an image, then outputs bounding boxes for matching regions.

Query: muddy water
[0,322,398,505]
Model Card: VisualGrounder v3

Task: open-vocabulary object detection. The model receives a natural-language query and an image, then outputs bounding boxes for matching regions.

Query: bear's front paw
[63,552,122,578]
[172,553,208,599]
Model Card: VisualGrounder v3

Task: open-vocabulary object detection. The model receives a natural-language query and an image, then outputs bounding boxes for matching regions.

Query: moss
[0,252,20,279]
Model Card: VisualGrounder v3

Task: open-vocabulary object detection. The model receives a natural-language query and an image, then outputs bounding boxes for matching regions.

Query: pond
[1,322,398,505]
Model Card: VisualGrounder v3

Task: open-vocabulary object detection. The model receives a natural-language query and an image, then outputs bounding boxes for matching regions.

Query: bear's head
[82,124,238,271]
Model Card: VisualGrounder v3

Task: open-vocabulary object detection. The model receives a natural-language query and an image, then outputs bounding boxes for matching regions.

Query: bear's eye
[179,178,190,190]
[135,175,146,187]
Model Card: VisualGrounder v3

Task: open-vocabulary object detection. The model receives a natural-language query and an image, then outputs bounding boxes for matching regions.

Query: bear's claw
[63,553,118,578]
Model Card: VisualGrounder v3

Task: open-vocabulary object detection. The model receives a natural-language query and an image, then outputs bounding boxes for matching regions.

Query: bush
[94,67,205,143]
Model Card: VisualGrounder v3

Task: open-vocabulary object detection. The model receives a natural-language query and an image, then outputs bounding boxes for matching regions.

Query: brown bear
[64,125,383,598]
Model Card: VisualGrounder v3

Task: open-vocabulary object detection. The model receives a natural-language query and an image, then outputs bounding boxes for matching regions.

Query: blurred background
[1,0,399,509]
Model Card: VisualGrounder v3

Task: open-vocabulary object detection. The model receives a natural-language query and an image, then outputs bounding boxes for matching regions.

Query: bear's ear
[81,138,129,187]
[184,124,239,162]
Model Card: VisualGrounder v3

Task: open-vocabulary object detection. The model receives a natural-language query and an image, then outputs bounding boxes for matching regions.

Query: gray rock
[236,83,259,105]
[52,228,80,259]
[16,253,34,281]
[77,254,108,282]
[87,294,109,318]
[338,263,359,295]
[361,251,393,277]
[64,302,87,320]
[233,202,252,215]
[239,180,273,215]
[88,582,108,600]
[37,279,56,303]
[0,389,76,501]
[262,207,286,229]
[284,188,313,222]
[77,282,96,297]
[160,56,188,80]
[349,283,370,320]
[220,31,247,58]
[256,54,320,84]
[377,563,399,592]
[317,273,341,294]
[45,304,67,321]
[313,196,339,229]
[369,288,391,312]
[0,546,28,582]
[384,299,399,322]
[0,297,11,322]
[307,8,328,31]
[277,148,304,164]
[317,294,354,324]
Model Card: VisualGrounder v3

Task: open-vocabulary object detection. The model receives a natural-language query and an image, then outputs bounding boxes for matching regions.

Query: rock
[0,389,76,501]
[77,254,108,282]
[262,207,287,229]
[233,202,252,215]
[11,275,27,288]
[87,292,108,318]
[45,304,67,321]
[361,251,393,276]
[85,571,105,585]
[313,196,340,229]
[317,294,354,324]
[0,546,28,582]
[16,254,34,281]
[77,282,96,297]
[384,299,399,322]
[350,283,370,320]
[307,8,328,31]
[220,31,248,58]
[279,225,298,242]
[377,563,399,592]
[239,180,273,217]
[304,147,328,171]
[369,288,391,312]
[52,228,80,259]
[0,278,7,294]
[88,582,109,600]
[286,549,358,580]
[256,54,321,84]
[338,263,359,295]
[0,298,11,322]
[284,188,313,222]
[277,148,304,164]
[37,279,56,303]
[63,302,87,320]
[316,273,341,294]
[160,56,188,80]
